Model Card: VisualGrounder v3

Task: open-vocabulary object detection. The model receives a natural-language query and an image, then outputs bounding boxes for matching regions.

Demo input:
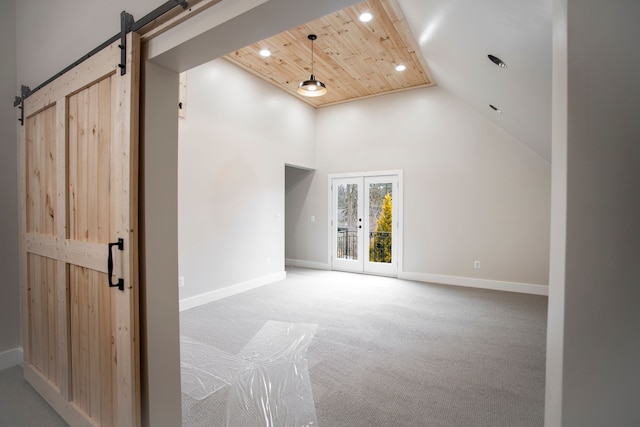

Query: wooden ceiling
[223,0,435,108]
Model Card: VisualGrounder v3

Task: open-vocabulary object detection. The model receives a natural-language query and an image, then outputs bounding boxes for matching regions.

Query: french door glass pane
[368,182,393,263]
[336,183,358,260]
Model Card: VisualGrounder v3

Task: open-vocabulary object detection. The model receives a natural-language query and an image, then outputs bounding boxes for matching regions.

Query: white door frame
[328,170,403,276]
[330,176,365,273]
[141,1,360,423]
[363,174,399,276]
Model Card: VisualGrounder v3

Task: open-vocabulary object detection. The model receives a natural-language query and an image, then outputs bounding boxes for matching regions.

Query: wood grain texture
[111,32,141,427]
[26,106,57,236]
[139,0,224,41]
[20,35,140,427]
[26,254,60,388]
[24,235,109,274]
[223,0,434,108]
[68,78,113,244]
[70,265,114,425]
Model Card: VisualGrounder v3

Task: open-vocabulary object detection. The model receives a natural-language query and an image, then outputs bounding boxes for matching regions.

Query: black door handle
[108,238,125,291]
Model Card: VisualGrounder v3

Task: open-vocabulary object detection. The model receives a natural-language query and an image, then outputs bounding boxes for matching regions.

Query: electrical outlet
[474,261,481,269]
[178,276,185,287]
[266,257,272,266]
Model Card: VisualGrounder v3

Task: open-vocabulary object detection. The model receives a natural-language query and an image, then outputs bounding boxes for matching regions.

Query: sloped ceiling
[222,0,553,161]
[399,0,553,161]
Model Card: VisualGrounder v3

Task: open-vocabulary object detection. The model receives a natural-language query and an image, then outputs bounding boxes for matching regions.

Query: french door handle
[108,238,125,291]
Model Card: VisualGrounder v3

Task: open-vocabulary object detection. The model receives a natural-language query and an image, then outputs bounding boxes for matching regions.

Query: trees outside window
[369,192,392,263]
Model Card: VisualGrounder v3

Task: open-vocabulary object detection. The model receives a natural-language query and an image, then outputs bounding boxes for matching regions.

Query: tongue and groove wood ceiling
[223,0,434,108]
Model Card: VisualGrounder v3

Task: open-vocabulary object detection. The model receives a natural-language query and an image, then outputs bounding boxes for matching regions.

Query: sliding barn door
[19,34,140,426]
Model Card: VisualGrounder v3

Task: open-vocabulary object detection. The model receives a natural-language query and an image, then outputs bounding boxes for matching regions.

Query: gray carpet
[0,365,68,426]
[180,268,547,426]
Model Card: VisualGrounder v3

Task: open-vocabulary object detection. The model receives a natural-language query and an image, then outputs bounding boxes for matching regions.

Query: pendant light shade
[297,75,327,97]
[297,34,327,97]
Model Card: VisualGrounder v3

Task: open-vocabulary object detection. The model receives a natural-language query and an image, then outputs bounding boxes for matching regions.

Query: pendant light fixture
[297,34,327,97]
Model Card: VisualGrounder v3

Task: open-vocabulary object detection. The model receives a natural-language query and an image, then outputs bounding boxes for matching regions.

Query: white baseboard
[285,258,330,271]
[398,271,549,296]
[179,271,287,312]
[0,347,23,371]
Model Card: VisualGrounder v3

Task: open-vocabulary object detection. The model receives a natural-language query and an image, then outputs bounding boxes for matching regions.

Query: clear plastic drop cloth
[226,321,318,427]
[181,321,319,427]
[180,336,243,400]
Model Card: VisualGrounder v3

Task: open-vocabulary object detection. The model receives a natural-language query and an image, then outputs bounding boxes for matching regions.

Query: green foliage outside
[370,192,392,263]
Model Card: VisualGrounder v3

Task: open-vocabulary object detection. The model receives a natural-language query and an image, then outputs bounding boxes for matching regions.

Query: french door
[331,173,400,276]
[19,34,140,426]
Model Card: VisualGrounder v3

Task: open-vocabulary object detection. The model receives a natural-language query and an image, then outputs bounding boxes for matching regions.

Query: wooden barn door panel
[26,253,64,390]
[19,33,140,427]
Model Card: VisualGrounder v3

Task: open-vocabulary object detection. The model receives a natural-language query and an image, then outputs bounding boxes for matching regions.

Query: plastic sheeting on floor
[181,321,318,426]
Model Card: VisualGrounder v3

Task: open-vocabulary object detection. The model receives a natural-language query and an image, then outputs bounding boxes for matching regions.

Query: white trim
[328,170,404,275]
[398,271,549,296]
[327,175,333,271]
[146,0,269,61]
[328,169,404,179]
[285,258,330,270]
[179,271,287,312]
[0,348,24,371]
[363,175,400,276]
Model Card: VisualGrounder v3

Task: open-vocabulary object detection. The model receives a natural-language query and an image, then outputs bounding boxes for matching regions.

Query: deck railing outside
[336,229,392,262]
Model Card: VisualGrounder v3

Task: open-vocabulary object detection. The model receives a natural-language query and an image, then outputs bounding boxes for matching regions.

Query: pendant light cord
[297,34,327,97]
[310,37,315,76]
[308,34,318,78]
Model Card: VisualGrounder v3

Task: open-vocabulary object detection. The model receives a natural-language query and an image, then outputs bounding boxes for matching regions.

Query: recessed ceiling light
[488,54,506,68]
[395,64,407,72]
[489,104,502,114]
[259,48,272,57]
[359,12,373,22]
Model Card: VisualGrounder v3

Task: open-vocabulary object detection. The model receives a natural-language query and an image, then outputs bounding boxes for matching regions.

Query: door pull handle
[108,238,125,291]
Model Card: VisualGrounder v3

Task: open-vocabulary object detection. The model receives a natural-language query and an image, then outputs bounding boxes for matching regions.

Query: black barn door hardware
[118,12,135,75]
[13,0,190,124]
[13,85,32,125]
[108,238,125,291]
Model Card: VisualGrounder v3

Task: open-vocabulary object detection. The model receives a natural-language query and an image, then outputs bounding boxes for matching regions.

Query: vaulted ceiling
[222,0,552,161]
[399,0,553,161]
[224,0,434,108]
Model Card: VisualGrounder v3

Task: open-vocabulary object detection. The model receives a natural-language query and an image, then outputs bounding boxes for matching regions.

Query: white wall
[180,62,551,295]
[140,61,182,427]
[546,0,640,425]
[16,0,162,87]
[0,0,21,361]
[286,86,551,286]
[544,0,567,422]
[11,0,640,424]
[178,59,315,300]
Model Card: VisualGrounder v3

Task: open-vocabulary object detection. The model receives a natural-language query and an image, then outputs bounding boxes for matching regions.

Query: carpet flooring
[180,268,547,426]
